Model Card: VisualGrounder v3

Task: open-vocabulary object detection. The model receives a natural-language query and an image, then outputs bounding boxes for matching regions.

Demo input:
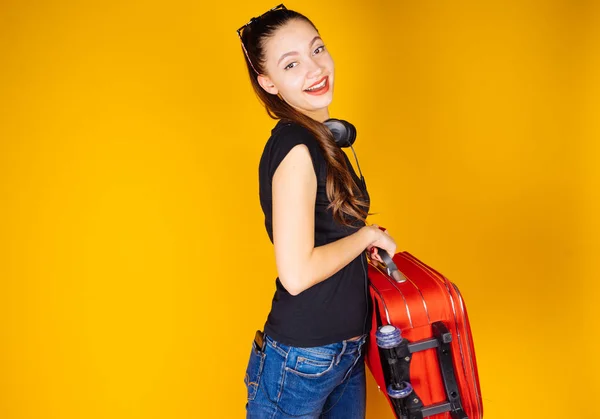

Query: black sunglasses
[236,4,287,40]
[236,4,287,75]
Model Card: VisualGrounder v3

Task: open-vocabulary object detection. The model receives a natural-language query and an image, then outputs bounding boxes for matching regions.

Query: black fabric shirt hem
[263,322,372,348]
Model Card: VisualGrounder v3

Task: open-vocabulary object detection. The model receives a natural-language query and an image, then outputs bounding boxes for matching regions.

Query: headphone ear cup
[324,118,356,148]
[324,118,365,186]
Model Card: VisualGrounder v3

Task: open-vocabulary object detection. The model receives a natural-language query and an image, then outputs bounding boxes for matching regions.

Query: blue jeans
[244,333,368,418]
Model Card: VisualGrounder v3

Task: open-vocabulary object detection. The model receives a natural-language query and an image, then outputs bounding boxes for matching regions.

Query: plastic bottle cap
[380,325,396,334]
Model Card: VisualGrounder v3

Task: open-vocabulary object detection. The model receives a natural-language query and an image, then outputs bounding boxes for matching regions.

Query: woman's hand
[366,224,397,264]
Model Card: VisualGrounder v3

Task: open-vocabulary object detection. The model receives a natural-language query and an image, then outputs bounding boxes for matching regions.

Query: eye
[314,45,326,54]
[284,62,297,70]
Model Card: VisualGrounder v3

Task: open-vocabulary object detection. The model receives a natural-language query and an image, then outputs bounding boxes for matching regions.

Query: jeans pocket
[286,349,336,378]
[278,349,340,416]
[244,341,266,401]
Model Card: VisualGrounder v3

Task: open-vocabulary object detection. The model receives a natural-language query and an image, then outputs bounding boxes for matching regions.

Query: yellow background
[1,0,598,417]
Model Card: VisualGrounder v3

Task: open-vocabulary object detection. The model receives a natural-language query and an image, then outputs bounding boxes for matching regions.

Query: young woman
[237,5,397,418]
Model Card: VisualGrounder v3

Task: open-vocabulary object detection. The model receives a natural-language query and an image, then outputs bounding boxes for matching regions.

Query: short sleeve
[267,125,322,183]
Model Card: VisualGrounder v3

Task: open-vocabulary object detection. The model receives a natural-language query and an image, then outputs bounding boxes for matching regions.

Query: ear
[257,74,279,95]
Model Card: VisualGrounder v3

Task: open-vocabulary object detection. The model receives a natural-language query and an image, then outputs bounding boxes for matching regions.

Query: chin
[305,92,333,108]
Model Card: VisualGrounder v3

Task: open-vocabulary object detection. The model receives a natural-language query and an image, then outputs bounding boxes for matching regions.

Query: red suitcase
[365,246,483,419]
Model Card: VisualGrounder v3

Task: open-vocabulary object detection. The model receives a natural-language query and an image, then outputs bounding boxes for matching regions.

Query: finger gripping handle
[375,247,407,283]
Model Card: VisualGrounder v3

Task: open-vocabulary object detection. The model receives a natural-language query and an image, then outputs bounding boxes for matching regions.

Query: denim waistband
[265,333,367,356]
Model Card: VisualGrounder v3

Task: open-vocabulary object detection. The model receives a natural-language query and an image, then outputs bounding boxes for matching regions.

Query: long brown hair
[239,8,372,228]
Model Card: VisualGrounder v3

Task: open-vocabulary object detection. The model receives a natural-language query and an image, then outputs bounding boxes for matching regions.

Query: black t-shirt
[258,119,373,347]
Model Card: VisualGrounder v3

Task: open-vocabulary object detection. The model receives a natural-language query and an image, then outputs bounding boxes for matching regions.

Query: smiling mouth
[304,76,328,91]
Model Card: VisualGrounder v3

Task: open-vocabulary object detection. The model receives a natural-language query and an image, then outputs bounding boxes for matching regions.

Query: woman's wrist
[362,224,380,247]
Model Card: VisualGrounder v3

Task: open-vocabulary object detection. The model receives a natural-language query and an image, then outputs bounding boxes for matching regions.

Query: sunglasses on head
[236,4,287,40]
[236,4,287,74]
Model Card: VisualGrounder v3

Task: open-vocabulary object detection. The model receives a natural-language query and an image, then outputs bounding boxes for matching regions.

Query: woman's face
[258,18,334,122]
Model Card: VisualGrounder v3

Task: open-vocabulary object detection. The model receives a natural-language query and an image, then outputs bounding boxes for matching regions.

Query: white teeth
[305,78,327,91]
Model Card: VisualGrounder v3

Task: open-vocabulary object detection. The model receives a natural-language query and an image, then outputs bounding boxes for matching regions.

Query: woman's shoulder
[260,119,323,182]
[270,119,316,146]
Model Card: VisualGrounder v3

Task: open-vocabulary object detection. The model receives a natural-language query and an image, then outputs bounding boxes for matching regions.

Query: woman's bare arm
[272,144,378,296]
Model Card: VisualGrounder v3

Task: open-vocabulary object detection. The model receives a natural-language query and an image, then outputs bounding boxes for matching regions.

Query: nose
[306,60,324,78]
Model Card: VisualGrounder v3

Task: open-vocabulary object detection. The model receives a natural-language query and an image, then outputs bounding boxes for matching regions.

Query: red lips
[305,76,327,90]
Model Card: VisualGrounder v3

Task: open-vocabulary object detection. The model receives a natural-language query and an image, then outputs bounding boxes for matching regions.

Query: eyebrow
[277,36,323,66]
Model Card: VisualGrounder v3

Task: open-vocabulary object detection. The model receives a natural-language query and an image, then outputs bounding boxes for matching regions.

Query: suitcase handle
[373,248,407,283]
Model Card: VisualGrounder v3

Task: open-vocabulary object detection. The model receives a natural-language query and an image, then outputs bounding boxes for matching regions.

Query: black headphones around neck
[323,118,365,185]
[323,118,356,148]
